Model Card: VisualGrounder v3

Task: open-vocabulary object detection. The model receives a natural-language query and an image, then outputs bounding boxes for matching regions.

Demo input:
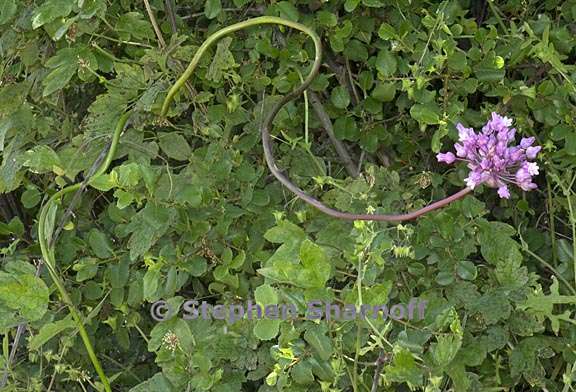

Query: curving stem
[161,16,472,222]
[36,112,130,392]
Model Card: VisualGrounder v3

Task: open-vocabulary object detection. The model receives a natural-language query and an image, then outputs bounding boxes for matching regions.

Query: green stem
[549,169,576,292]
[353,255,364,392]
[487,0,509,35]
[161,16,321,117]
[90,32,153,48]
[562,173,576,290]
[90,42,139,64]
[547,176,558,266]
[565,185,576,290]
[37,112,130,392]
[520,245,576,296]
[295,69,309,145]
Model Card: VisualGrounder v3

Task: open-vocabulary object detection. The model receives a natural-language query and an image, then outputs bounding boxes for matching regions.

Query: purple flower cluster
[437,113,541,199]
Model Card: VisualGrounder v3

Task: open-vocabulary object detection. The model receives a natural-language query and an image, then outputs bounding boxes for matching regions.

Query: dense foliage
[0,0,575,391]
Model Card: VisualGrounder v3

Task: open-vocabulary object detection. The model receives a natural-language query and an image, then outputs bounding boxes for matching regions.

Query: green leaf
[42,48,80,96]
[308,357,335,381]
[431,334,462,368]
[344,0,360,12]
[129,373,174,392]
[316,11,337,27]
[431,126,448,153]
[159,133,191,161]
[558,239,574,263]
[174,184,202,207]
[378,22,396,40]
[276,1,299,22]
[255,284,278,307]
[550,125,572,141]
[0,117,12,152]
[116,162,141,188]
[253,319,280,340]
[384,349,423,386]
[446,363,470,391]
[0,0,16,25]
[565,134,576,155]
[517,277,576,335]
[363,0,384,6]
[474,68,505,82]
[90,173,117,192]
[29,317,75,350]
[188,255,207,277]
[22,145,62,174]
[32,0,73,29]
[456,260,477,280]
[362,282,392,306]
[213,264,228,280]
[435,271,454,286]
[204,0,222,20]
[358,71,374,91]
[360,128,379,152]
[470,291,512,325]
[4,261,36,278]
[206,37,236,82]
[264,220,306,246]
[143,268,161,301]
[334,117,359,141]
[304,327,333,360]
[291,360,315,384]
[299,240,331,288]
[0,82,28,116]
[375,50,397,77]
[115,189,133,209]
[0,217,25,237]
[509,337,553,384]
[447,51,467,72]
[330,86,350,109]
[109,258,130,289]
[73,258,99,282]
[410,103,440,125]
[478,220,522,265]
[0,272,49,329]
[228,250,245,269]
[88,229,114,259]
[139,164,158,194]
[21,187,41,209]
[372,83,396,102]
[258,239,331,289]
[79,0,106,19]
[126,203,176,261]
[115,12,154,41]
[344,40,368,61]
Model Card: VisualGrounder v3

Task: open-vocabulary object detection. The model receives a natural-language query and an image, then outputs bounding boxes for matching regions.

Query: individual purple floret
[436,112,541,199]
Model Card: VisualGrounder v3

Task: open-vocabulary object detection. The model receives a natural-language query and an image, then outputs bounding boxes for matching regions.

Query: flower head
[162,331,180,352]
[437,113,541,198]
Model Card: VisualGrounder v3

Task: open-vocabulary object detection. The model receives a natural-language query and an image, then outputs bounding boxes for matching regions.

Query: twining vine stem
[36,16,471,390]
[160,16,472,221]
